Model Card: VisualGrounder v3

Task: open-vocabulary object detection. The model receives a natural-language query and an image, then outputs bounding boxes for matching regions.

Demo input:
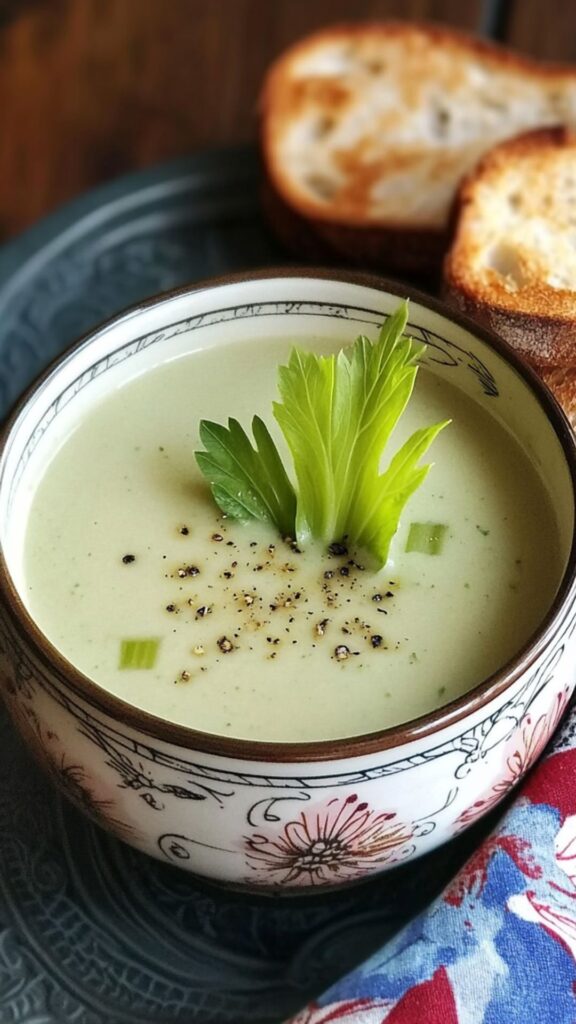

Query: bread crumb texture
[444,128,576,365]
[261,23,576,229]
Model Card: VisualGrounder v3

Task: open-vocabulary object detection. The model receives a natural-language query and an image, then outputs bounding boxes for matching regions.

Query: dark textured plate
[0,147,482,1024]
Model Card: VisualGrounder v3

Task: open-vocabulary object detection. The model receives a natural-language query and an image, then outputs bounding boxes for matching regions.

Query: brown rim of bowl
[1,266,576,763]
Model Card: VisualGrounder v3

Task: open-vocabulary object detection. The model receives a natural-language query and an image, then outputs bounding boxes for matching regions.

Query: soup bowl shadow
[0,268,575,895]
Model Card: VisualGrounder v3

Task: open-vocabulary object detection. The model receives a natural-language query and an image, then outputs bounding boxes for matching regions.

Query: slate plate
[0,147,483,1024]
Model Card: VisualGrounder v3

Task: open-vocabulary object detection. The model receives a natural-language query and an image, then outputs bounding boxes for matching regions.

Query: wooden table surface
[0,0,572,241]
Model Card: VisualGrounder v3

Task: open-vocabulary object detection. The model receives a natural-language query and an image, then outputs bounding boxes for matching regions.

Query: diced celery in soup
[23,336,562,742]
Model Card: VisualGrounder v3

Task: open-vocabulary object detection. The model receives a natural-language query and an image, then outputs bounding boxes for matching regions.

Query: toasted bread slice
[538,364,576,426]
[260,23,576,275]
[444,127,576,366]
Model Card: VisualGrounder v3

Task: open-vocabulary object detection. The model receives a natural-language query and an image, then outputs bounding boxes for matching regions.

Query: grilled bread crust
[261,23,576,275]
[538,364,576,425]
[444,127,576,367]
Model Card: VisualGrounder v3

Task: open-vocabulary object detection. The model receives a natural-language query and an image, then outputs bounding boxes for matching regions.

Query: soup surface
[23,337,562,741]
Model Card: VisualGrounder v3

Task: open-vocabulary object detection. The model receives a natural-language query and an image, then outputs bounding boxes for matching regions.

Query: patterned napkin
[286,698,576,1023]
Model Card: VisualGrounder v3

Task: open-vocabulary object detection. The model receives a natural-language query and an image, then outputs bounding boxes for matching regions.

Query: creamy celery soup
[23,336,562,742]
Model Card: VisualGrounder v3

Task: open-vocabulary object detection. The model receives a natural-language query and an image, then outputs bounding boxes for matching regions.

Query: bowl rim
[2,265,576,764]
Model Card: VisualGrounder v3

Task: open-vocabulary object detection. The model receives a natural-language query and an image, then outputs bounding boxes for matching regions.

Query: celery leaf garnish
[195,301,448,568]
[195,416,297,538]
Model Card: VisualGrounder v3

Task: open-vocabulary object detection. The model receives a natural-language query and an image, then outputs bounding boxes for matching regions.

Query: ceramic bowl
[0,269,575,894]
